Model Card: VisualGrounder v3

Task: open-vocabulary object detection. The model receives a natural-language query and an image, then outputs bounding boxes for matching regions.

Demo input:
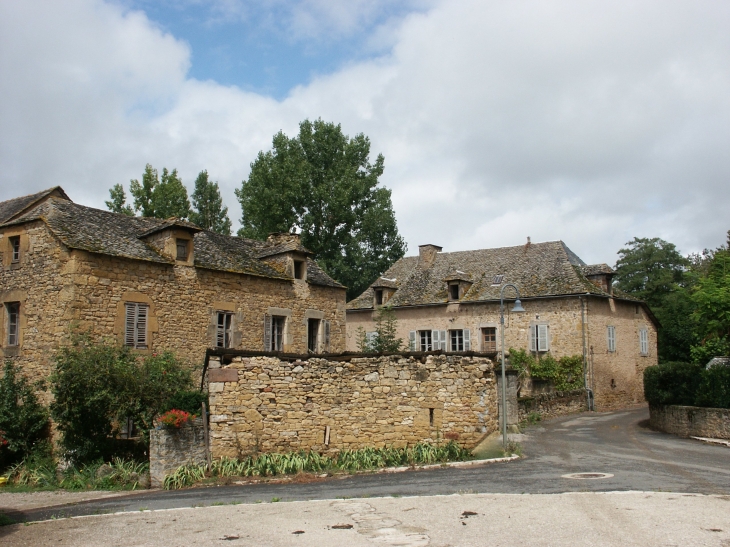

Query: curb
[380,454,520,473]
[690,436,730,447]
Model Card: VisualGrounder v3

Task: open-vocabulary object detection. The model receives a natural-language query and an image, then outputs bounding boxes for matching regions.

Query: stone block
[209,368,239,383]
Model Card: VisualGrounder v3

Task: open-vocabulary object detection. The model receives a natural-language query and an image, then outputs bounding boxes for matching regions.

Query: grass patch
[163,441,472,490]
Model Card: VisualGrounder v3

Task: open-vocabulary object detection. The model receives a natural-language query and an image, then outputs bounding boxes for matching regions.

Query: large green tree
[189,170,232,234]
[105,164,192,220]
[691,232,730,357]
[236,119,406,299]
[614,237,694,362]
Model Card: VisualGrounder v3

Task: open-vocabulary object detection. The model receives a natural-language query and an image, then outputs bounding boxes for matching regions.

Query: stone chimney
[267,232,301,246]
[418,244,442,268]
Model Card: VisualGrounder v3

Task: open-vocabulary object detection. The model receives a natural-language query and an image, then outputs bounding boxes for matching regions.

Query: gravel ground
[2,491,730,547]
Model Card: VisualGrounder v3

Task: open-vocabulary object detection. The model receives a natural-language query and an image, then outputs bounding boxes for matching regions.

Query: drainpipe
[580,296,594,411]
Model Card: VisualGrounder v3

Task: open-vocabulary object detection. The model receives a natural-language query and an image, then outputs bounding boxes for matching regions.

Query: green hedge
[644,361,730,408]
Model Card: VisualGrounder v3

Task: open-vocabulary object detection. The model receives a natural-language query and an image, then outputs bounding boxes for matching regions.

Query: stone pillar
[149,418,207,488]
[496,370,519,429]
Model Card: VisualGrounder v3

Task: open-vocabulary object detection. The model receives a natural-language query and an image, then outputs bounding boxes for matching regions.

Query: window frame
[176,239,189,261]
[293,260,306,280]
[6,302,20,346]
[374,289,383,306]
[448,283,460,301]
[124,302,149,349]
[418,330,433,351]
[530,324,549,352]
[216,311,234,349]
[639,328,649,356]
[9,236,20,263]
[607,325,616,353]
[482,327,497,353]
[450,329,464,352]
[307,318,321,353]
[270,315,286,352]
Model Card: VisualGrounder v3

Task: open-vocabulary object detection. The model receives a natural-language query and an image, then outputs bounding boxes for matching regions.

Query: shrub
[643,362,703,406]
[694,365,730,409]
[161,390,208,416]
[510,349,584,391]
[159,410,194,429]
[50,338,193,464]
[0,361,50,470]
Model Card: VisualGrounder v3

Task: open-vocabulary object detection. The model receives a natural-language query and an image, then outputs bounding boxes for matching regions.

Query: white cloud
[1,0,729,269]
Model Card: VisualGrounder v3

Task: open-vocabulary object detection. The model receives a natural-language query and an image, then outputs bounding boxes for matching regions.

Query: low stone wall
[149,418,208,488]
[518,390,587,422]
[208,354,497,458]
[649,404,730,440]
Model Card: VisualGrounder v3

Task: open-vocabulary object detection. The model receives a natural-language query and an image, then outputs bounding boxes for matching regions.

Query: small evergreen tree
[189,170,232,234]
[357,306,404,353]
[104,184,133,216]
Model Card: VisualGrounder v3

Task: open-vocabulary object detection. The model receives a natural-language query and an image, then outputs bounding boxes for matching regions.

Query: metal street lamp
[500,284,525,449]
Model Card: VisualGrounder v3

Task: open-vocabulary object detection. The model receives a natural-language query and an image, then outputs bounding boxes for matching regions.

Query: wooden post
[202,401,211,471]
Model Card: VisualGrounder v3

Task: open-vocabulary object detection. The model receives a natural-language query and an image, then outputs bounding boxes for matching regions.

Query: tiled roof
[1,196,343,288]
[0,187,70,224]
[256,240,313,258]
[138,218,202,237]
[582,263,614,276]
[348,241,618,309]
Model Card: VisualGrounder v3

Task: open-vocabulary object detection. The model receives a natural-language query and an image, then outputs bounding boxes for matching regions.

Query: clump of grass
[163,441,472,490]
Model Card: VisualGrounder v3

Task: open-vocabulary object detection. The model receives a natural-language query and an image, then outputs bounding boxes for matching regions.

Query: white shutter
[607,326,615,352]
[216,313,224,348]
[124,303,136,347]
[440,330,447,351]
[136,304,148,349]
[409,331,416,351]
[463,329,471,351]
[529,325,536,352]
[263,314,271,351]
[432,330,440,350]
[640,329,648,355]
[537,324,548,352]
[225,314,233,348]
[324,320,331,352]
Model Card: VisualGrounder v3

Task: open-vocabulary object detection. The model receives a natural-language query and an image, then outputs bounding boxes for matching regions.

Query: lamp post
[500,284,525,449]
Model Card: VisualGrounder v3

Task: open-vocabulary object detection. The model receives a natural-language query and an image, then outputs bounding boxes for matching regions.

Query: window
[265,315,286,351]
[419,330,432,351]
[308,318,320,353]
[491,274,504,286]
[530,324,549,352]
[482,327,497,353]
[216,312,234,348]
[607,326,616,353]
[449,329,470,351]
[176,239,189,260]
[293,260,305,279]
[9,237,20,263]
[639,328,648,355]
[374,289,383,306]
[448,283,460,300]
[6,302,20,346]
[124,303,148,349]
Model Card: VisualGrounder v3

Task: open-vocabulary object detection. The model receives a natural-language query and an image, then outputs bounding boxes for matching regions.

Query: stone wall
[518,390,587,422]
[0,221,346,389]
[149,419,208,488]
[208,354,497,458]
[649,404,730,440]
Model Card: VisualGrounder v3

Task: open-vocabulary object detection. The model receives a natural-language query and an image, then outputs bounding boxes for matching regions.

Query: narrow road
[5,408,729,523]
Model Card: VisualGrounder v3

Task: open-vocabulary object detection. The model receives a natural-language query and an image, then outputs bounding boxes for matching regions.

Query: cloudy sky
[1,0,728,266]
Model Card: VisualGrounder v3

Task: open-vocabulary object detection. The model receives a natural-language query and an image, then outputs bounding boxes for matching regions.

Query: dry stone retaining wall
[149,419,208,488]
[208,354,497,458]
[649,404,730,440]
[518,390,587,422]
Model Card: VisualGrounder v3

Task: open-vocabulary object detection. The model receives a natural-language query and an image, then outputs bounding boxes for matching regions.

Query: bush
[694,365,730,409]
[643,362,703,406]
[0,361,50,470]
[50,338,193,464]
[161,390,208,416]
[509,349,584,391]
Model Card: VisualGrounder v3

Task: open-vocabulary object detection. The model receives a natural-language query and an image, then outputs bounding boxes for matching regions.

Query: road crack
[332,500,430,546]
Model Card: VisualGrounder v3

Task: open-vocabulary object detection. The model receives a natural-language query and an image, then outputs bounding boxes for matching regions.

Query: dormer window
[176,239,189,261]
[449,283,460,300]
[293,259,306,280]
[10,236,20,263]
[375,289,383,305]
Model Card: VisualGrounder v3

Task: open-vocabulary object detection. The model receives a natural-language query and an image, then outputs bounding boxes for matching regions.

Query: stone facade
[347,241,658,411]
[207,354,497,458]
[0,195,346,392]
[649,404,730,440]
[149,419,208,488]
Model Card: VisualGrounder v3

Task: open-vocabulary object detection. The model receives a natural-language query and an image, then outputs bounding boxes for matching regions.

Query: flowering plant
[0,430,8,448]
[159,409,195,429]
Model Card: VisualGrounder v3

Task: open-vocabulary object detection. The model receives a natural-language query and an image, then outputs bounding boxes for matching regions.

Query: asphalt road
[6,407,730,523]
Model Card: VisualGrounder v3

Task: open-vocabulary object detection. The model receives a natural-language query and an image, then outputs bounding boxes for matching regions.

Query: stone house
[347,240,659,410]
[0,188,346,389]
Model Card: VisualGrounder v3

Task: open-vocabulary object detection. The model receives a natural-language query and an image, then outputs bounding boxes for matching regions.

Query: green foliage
[104,184,133,216]
[357,306,404,352]
[189,170,232,234]
[690,336,730,365]
[236,119,407,299]
[507,349,583,391]
[694,365,730,408]
[106,164,192,220]
[0,361,50,469]
[161,390,208,416]
[643,362,703,406]
[50,338,193,464]
[163,441,471,489]
[691,243,730,342]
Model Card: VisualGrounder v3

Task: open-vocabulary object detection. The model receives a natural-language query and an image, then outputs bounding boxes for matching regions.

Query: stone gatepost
[496,370,519,430]
[149,418,207,488]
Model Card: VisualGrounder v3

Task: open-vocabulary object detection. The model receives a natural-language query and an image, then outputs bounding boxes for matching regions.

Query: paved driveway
[3,407,730,522]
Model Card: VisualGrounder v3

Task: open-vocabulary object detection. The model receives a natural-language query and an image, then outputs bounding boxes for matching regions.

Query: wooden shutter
[537,324,548,352]
[640,329,648,355]
[440,330,447,351]
[529,325,536,352]
[324,320,331,352]
[431,330,440,350]
[216,313,225,348]
[607,326,615,352]
[125,303,136,347]
[263,314,271,351]
[409,331,416,351]
[136,305,148,349]
[463,329,471,351]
